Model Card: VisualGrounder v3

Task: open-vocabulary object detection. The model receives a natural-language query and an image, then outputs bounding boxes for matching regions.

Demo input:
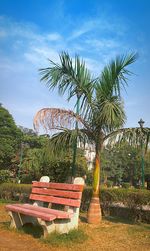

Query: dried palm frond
[33,107,91,133]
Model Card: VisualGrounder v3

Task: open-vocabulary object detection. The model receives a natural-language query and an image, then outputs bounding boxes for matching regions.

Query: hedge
[0,183,150,207]
[0,183,150,222]
[0,183,31,202]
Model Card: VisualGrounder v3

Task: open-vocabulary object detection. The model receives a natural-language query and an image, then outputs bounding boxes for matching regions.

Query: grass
[0,199,17,204]
[42,228,88,247]
[0,202,150,250]
[127,223,150,236]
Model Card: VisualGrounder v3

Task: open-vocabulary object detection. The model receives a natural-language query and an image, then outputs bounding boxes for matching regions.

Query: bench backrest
[30,181,84,208]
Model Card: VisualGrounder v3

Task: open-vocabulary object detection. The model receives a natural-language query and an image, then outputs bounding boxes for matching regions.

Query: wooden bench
[5,177,84,237]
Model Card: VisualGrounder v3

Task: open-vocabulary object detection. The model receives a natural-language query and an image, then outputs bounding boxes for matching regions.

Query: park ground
[0,203,150,251]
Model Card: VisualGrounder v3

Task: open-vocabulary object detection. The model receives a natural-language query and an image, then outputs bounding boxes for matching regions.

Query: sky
[0,0,150,131]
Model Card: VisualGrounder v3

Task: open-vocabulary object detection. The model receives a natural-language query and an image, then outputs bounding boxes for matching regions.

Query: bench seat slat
[32,188,82,199]
[32,182,83,192]
[13,204,73,219]
[6,204,56,221]
[30,194,80,207]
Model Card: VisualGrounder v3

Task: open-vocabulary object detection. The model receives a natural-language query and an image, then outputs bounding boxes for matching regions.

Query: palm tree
[34,52,141,224]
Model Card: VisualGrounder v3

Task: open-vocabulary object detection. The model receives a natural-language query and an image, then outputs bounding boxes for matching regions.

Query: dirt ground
[0,203,150,251]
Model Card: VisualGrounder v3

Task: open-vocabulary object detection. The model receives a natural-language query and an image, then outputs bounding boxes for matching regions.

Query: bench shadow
[79,215,88,223]
[0,220,43,238]
[104,216,134,225]
[22,223,43,238]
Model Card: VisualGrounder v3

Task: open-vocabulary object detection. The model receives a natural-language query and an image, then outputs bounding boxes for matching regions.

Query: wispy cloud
[0,14,140,128]
[24,46,60,66]
[85,39,119,50]
[46,33,62,41]
[69,20,97,40]
[0,15,62,43]
[69,17,127,40]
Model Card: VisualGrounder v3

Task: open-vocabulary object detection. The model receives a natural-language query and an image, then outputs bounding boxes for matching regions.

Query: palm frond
[90,95,126,135]
[92,53,137,133]
[39,51,94,118]
[104,127,150,152]
[49,128,94,154]
[96,52,138,99]
[33,107,92,133]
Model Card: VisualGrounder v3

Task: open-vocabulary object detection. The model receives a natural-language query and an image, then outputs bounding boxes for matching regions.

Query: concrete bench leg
[54,219,70,234]
[8,211,22,229]
[37,218,55,238]
[54,208,79,234]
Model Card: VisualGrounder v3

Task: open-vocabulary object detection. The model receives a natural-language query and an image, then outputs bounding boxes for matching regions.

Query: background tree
[0,104,87,184]
[0,104,22,169]
[21,142,87,184]
[101,143,142,186]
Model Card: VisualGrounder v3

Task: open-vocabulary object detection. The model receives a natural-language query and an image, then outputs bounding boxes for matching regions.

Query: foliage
[122,182,131,188]
[18,125,37,136]
[0,183,31,201]
[81,187,150,212]
[0,170,11,183]
[22,134,48,149]
[0,105,23,169]
[1,183,150,222]
[106,180,113,187]
[19,141,87,183]
[1,182,150,222]
[101,142,146,186]
[1,183,150,208]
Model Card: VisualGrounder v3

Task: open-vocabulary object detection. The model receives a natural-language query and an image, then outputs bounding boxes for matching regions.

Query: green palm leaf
[39,52,93,116]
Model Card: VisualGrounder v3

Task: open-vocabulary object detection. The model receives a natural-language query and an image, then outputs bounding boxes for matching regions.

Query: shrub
[21,174,37,184]
[0,183,31,202]
[106,180,113,188]
[122,182,131,189]
[0,170,11,183]
[1,183,150,223]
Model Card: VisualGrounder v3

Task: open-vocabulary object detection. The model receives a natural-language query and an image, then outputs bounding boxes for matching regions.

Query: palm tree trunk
[72,96,80,179]
[87,149,102,224]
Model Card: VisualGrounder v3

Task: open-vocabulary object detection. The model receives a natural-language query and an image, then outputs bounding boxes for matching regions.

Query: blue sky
[0,0,150,130]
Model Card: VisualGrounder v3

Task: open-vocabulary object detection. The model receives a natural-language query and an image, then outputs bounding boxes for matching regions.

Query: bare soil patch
[0,203,150,251]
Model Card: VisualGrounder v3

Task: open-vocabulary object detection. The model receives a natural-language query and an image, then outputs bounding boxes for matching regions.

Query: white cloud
[0,16,62,44]
[46,33,62,41]
[85,39,119,50]
[24,46,60,67]
[69,17,127,40]
[84,57,103,76]
[0,30,7,38]
[69,20,96,40]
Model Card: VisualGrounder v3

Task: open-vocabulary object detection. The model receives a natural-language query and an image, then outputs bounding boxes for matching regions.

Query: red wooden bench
[5,177,84,237]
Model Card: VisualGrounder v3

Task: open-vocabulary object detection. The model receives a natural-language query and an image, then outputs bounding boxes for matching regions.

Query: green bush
[1,183,150,222]
[21,173,37,184]
[80,186,150,221]
[0,183,31,202]
[0,170,11,183]
[122,182,131,189]
[106,180,113,188]
[1,183,150,209]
